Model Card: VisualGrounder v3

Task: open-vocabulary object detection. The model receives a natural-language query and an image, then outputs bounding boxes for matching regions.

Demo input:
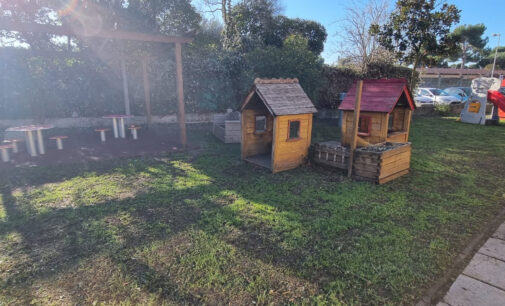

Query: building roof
[339,78,415,113]
[242,78,317,116]
[419,67,505,77]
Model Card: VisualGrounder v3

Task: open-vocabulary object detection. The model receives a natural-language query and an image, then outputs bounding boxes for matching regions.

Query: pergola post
[120,56,131,116]
[175,42,187,148]
[0,19,194,144]
[141,57,152,126]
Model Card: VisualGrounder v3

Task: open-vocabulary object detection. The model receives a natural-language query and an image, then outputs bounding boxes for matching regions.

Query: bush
[434,104,451,115]
[315,61,420,109]
[245,35,324,100]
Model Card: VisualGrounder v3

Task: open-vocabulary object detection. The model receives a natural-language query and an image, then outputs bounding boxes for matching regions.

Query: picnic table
[103,115,133,139]
[6,124,54,157]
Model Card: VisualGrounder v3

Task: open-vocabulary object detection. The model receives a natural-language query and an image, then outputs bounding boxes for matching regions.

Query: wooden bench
[95,128,110,142]
[128,125,141,140]
[49,136,68,150]
[0,144,12,162]
[3,138,23,153]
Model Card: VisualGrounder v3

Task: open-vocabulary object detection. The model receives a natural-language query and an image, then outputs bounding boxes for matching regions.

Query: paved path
[438,223,505,306]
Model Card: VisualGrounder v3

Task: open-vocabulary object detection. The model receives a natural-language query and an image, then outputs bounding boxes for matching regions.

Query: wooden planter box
[353,142,411,184]
[212,113,241,144]
[311,141,349,170]
[311,141,411,184]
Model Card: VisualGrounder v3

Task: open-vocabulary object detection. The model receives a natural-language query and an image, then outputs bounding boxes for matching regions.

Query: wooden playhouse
[340,78,415,146]
[312,78,415,184]
[241,78,317,173]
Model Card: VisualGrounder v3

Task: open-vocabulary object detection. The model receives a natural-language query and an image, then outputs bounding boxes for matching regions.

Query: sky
[279,0,505,64]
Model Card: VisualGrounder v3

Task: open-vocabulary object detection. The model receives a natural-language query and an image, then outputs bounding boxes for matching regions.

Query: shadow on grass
[1,117,505,304]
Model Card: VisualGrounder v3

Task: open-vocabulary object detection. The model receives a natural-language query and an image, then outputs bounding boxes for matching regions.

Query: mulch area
[0,126,193,169]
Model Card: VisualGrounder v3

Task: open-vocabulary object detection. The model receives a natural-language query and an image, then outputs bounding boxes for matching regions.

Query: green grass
[1,117,505,305]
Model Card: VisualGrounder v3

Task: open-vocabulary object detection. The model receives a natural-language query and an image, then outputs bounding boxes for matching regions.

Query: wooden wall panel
[272,113,313,173]
[241,109,274,159]
[341,111,387,146]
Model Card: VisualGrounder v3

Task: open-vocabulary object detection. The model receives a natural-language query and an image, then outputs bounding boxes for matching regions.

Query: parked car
[414,94,434,107]
[416,88,462,105]
[444,87,472,103]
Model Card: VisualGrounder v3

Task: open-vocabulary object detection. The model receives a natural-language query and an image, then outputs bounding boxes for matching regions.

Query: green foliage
[272,16,327,55]
[450,24,488,67]
[245,35,324,100]
[316,61,419,109]
[183,45,245,112]
[0,51,124,119]
[224,0,327,54]
[476,46,505,70]
[0,0,328,118]
[434,103,450,115]
[371,0,461,74]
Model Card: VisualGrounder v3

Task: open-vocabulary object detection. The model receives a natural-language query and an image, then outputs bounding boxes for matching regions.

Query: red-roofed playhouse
[339,78,415,146]
[312,78,415,184]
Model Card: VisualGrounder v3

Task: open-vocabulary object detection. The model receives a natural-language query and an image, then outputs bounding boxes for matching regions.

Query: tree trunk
[411,54,421,84]
[222,0,228,25]
[460,41,467,69]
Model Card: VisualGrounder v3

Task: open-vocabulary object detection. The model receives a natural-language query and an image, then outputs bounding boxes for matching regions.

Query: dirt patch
[0,126,197,169]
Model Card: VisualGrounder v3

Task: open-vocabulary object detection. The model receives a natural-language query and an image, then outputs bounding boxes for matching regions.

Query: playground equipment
[241,78,317,173]
[460,77,502,125]
[487,79,505,121]
[312,79,414,184]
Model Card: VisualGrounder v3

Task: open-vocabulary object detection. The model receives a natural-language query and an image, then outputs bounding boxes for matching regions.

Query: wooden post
[347,80,363,178]
[120,57,131,115]
[175,42,187,148]
[142,57,152,126]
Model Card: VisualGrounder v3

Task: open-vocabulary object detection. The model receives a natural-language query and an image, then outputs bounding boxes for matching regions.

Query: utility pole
[491,33,501,78]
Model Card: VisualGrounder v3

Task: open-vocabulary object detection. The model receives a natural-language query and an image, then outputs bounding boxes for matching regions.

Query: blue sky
[280,0,505,64]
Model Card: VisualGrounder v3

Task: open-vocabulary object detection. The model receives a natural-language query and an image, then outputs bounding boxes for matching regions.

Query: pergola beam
[0,19,193,44]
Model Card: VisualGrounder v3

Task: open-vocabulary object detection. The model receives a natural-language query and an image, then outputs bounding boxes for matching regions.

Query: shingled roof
[242,78,317,116]
[339,78,415,113]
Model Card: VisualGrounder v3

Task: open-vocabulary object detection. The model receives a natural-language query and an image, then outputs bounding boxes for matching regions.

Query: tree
[370,0,460,79]
[336,0,394,73]
[274,16,327,55]
[225,0,280,51]
[476,46,505,70]
[245,35,324,99]
[450,24,488,68]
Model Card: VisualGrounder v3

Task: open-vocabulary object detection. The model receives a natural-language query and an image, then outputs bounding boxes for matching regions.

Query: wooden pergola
[0,18,193,147]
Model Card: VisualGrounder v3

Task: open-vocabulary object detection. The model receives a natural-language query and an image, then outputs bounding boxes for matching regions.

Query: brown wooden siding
[386,108,411,143]
[341,111,388,147]
[241,109,274,159]
[272,113,313,173]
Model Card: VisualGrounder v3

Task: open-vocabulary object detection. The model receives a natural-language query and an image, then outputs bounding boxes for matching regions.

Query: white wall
[0,113,225,129]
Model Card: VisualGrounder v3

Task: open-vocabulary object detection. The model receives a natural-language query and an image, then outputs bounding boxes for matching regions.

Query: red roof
[338,78,415,113]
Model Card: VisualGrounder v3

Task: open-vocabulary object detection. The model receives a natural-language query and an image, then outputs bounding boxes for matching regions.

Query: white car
[416,88,462,105]
[444,87,472,103]
[414,94,434,106]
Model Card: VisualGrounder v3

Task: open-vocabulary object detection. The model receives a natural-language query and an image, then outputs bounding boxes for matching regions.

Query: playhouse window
[288,120,300,140]
[388,113,394,131]
[255,115,266,133]
[358,116,371,136]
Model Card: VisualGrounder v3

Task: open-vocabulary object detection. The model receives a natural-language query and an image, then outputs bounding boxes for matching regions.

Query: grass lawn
[1,117,505,305]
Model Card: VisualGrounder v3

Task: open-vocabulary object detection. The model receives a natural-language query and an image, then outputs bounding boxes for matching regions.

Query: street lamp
[491,33,501,78]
